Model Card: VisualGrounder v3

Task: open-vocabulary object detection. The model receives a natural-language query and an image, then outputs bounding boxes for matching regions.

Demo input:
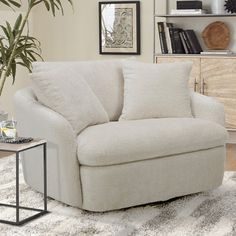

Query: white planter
[211,0,226,14]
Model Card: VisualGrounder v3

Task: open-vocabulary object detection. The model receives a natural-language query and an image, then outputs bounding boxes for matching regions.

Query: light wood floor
[1,144,236,170]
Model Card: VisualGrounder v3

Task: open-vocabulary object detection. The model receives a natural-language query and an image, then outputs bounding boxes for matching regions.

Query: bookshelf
[153,0,236,60]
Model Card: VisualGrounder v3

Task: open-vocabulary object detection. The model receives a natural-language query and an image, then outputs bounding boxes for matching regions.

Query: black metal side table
[0,139,49,226]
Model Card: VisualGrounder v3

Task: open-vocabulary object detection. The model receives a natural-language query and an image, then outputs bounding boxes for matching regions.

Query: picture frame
[99,1,141,55]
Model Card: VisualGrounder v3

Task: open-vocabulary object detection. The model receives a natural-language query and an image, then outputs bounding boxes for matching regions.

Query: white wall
[0,0,154,115]
[32,0,153,62]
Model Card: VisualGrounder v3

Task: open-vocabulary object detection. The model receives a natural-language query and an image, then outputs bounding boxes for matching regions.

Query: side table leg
[16,152,20,224]
[43,143,47,212]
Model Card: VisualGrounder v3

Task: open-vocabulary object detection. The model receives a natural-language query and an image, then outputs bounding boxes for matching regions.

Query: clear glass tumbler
[0,120,17,140]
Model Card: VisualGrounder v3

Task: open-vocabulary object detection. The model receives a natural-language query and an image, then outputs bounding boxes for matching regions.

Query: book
[157,22,168,54]
[169,27,176,53]
[179,32,189,54]
[170,9,207,15]
[184,30,202,54]
[164,22,174,54]
[171,28,185,54]
[177,1,202,10]
[181,31,194,53]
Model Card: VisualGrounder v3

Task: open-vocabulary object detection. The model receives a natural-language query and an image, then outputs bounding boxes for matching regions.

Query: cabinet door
[156,56,201,92]
[201,58,236,129]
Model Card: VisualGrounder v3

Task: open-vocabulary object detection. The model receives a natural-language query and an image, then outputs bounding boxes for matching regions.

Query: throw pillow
[119,61,193,121]
[31,68,109,135]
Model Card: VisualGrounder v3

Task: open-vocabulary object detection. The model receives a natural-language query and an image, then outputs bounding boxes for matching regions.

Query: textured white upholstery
[32,60,124,121]
[191,92,225,127]
[31,68,109,135]
[81,146,225,211]
[14,60,227,212]
[14,88,82,207]
[120,61,193,120]
[77,118,227,166]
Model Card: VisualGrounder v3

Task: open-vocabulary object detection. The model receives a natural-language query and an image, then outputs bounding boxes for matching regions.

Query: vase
[211,0,226,14]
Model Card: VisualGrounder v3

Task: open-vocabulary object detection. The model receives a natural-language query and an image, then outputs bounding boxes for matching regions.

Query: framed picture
[99,1,141,55]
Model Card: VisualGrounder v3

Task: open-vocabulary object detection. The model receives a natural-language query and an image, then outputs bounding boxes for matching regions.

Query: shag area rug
[0,156,236,236]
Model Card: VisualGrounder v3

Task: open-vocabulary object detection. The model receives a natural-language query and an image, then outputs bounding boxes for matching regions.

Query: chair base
[80,146,225,212]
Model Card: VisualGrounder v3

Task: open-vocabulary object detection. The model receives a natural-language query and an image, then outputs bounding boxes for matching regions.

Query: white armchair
[14,60,228,212]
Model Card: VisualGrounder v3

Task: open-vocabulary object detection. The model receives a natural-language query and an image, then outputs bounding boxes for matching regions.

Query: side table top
[0,139,46,152]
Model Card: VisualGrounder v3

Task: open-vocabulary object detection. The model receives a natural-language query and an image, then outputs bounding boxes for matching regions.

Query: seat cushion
[77,118,228,166]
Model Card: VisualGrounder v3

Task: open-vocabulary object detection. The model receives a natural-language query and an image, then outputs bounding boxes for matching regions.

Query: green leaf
[8,0,21,8]
[0,0,11,8]
[14,14,22,33]
[11,59,16,84]
[49,0,56,16]
[0,25,10,40]
[43,0,50,11]
[0,39,6,66]
[6,22,14,45]
[55,0,63,15]
[0,0,21,9]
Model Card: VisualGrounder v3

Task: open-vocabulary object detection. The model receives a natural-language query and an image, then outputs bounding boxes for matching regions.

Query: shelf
[155,13,236,18]
[155,54,236,58]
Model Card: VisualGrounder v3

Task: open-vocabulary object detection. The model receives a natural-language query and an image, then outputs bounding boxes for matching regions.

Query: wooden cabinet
[156,55,236,129]
[156,56,201,92]
[201,58,236,129]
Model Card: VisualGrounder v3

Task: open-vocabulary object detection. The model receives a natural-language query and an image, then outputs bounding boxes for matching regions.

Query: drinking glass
[0,120,17,140]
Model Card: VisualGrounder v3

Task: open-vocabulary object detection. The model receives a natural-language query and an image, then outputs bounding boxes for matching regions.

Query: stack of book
[157,22,203,54]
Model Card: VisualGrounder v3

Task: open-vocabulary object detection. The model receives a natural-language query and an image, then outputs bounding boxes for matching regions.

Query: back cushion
[32,60,124,121]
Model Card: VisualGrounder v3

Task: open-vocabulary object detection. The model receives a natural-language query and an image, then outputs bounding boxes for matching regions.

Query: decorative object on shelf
[225,0,236,13]
[211,0,226,14]
[99,1,140,55]
[0,0,73,97]
[202,21,230,49]
[177,1,203,10]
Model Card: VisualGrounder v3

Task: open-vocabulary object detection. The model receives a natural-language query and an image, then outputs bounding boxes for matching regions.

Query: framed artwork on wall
[99,1,141,55]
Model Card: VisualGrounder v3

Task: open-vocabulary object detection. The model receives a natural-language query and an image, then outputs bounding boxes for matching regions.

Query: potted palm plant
[0,0,73,120]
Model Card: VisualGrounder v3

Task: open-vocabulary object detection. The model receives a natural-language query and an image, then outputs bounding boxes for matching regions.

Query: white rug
[0,156,236,236]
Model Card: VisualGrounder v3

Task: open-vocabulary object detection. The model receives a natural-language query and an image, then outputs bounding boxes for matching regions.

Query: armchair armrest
[14,87,82,207]
[191,92,225,127]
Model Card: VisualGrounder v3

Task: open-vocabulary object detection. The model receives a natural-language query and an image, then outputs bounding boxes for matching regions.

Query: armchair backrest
[32,60,124,121]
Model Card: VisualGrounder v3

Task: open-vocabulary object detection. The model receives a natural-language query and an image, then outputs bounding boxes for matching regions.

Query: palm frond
[0,0,21,9]
[31,0,73,16]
